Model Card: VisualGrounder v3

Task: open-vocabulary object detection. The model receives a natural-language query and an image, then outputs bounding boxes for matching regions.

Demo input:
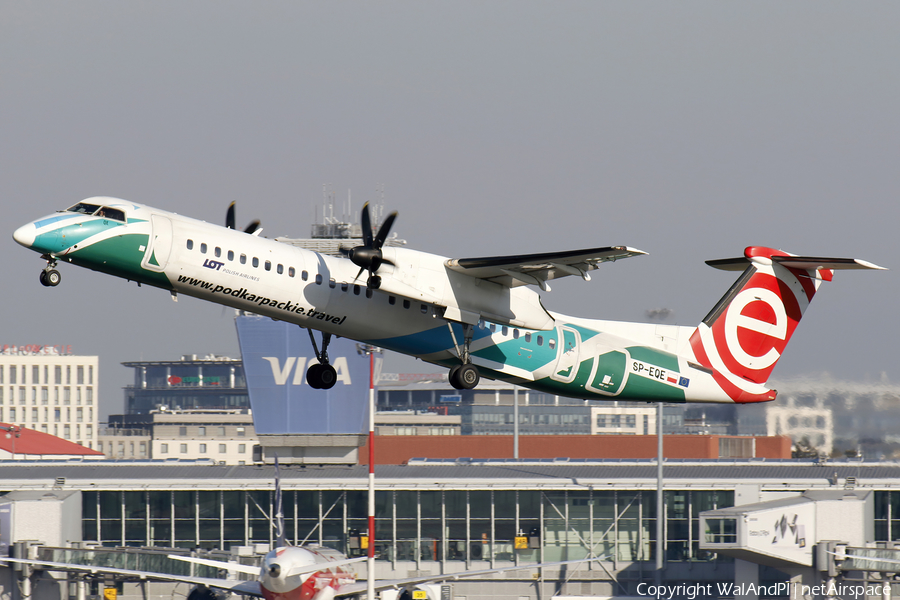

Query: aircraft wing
[0,557,263,597]
[444,246,646,290]
[333,558,600,597]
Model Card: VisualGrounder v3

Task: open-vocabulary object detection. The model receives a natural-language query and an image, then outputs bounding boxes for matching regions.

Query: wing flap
[445,246,646,289]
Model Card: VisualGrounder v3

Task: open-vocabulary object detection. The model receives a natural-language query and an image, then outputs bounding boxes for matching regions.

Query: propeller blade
[353,266,366,282]
[226,202,236,229]
[244,220,261,235]
[361,202,373,247]
[373,211,398,249]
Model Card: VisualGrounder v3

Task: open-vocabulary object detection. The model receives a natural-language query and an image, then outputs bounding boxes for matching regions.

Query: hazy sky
[2,3,897,419]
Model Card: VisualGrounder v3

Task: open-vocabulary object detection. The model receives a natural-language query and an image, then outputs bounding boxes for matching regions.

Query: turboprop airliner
[12,197,885,403]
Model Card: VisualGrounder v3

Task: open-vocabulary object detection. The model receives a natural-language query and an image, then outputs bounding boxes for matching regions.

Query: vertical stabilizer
[688,246,885,403]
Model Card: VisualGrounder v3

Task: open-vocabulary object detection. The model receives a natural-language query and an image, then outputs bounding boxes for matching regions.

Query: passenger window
[420,304,428,314]
[186,239,193,250]
[478,320,485,329]
[215,247,221,258]
[549,339,556,349]
[329,279,336,289]
[252,257,259,268]
[302,270,308,281]
[277,264,283,274]
[513,329,520,339]
[264,261,271,271]
[502,326,508,336]
[525,332,532,343]
[365,288,373,299]
[227,250,234,261]
[341,282,348,292]
[389,296,396,305]
[288,267,295,277]
[537,335,543,346]
[240,254,246,264]
[403,299,410,309]
[315,274,323,285]
[353,285,361,295]
[490,323,497,333]
[200,243,207,254]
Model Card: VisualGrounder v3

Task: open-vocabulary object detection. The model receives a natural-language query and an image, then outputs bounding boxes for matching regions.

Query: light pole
[1,425,22,460]
[357,344,381,600]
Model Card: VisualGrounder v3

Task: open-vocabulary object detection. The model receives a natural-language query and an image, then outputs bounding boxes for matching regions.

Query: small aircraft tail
[688,246,885,403]
[274,455,287,548]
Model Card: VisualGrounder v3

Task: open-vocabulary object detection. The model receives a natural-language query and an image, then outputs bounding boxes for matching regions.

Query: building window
[86,388,93,404]
[238,444,246,453]
[160,443,168,454]
[199,443,207,453]
[219,444,227,453]
[198,426,206,436]
[33,366,40,383]
[54,409,60,422]
[180,444,187,454]
[179,427,187,436]
[218,427,226,436]
[41,387,48,404]
[54,366,61,384]
[9,367,16,385]
[66,366,71,385]
[77,366,84,384]
[64,387,70,404]
[64,424,70,439]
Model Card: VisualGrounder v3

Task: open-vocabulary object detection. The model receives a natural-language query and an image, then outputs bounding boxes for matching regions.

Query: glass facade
[123,360,247,414]
[82,488,733,565]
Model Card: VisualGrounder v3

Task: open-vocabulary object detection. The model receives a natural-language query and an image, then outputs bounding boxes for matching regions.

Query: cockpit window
[65,203,125,222]
[67,202,102,215]
[96,207,125,221]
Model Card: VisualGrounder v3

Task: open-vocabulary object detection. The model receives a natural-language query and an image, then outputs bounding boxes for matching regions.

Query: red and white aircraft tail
[687,246,885,403]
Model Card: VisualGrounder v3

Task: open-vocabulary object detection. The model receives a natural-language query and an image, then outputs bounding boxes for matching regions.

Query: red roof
[0,422,103,456]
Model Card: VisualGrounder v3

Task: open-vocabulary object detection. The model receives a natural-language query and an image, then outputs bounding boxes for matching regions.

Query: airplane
[12,197,885,403]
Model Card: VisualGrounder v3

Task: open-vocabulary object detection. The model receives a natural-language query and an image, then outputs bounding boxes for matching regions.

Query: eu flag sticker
[678,377,690,388]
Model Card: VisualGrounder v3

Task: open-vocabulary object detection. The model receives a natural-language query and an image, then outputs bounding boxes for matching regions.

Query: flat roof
[0,460,897,491]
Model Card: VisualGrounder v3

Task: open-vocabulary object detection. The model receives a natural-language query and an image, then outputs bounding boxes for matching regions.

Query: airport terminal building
[2,458,899,600]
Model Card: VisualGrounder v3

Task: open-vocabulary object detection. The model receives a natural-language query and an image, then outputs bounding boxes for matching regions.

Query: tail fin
[274,455,287,548]
[689,246,885,402]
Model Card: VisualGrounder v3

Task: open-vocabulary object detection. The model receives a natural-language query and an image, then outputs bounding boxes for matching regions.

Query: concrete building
[0,346,99,449]
[0,459,898,600]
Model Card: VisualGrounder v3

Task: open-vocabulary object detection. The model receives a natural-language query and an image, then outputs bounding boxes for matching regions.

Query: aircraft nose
[12,223,35,248]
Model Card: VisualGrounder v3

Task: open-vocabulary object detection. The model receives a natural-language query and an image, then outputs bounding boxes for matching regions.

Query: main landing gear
[306,329,337,390]
[39,256,61,287]
[447,322,480,390]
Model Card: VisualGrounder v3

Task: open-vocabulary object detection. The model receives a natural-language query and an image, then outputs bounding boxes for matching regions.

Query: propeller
[343,202,398,289]
[226,201,261,235]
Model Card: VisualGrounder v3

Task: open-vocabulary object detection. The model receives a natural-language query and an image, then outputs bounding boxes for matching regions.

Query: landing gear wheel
[457,364,480,390]
[448,364,464,390]
[367,275,381,290]
[41,269,61,287]
[306,363,337,390]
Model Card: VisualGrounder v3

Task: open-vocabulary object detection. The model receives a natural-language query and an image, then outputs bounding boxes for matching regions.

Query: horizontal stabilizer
[708,254,886,272]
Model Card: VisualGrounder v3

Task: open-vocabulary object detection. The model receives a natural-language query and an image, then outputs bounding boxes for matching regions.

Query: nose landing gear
[39,257,61,287]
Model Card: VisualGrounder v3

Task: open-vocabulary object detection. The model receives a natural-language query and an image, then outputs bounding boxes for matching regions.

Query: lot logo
[772,513,806,548]
[203,259,224,270]
[262,356,351,386]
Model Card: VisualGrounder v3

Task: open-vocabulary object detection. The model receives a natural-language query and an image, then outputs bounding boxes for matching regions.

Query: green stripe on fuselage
[66,233,172,289]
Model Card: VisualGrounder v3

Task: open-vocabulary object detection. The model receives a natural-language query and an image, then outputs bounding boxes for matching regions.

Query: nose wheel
[39,259,61,287]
